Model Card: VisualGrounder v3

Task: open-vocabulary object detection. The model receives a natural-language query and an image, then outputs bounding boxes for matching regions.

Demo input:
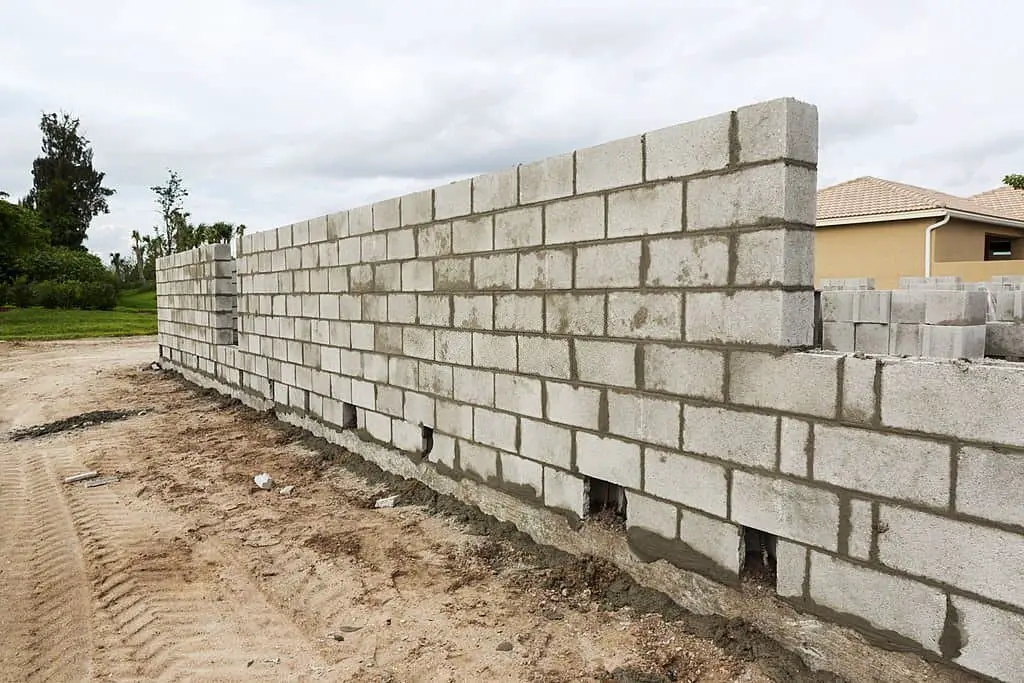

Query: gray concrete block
[495,294,544,333]
[402,260,434,292]
[338,237,361,266]
[544,195,605,245]
[644,111,730,180]
[848,499,873,561]
[990,290,1023,322]
[364,410,392,443]
[436,400,473,439]
[372,198,401,231]
[641,344,725,400]
[841,355,878,424]
[779,418,810,477]
[818,277,875,291]
[452,215,493,254]
[351,379,376,410]
[888,322,922,356]
[453,367,495,406]
[686,164,816,230]
[362,353,388,382]
[880,505,1024,610]
[575,340,636,389]
[519,152,573,204]
[852,291,892,323]
[607,182,683,238]
[546,293,605,336]
[404,391,435,426]
[472,332,517,371]
[499,451,543,497]
[957,446,1024,527]
[575,134,642,193]
[576,241,641,288]
[400,189,433,226]
[292,220,311,245]
[434,179,472,220]
[429,432,457,468]
[775,539,807,598]
[393,420,423,453]
[644,448,728,517]
[576,432,642,489]
[684,405,776,469]
[472,167,517,212]
[519,249,573,290]
[473,253,517,290]
[495,206,542,250]
[625,491,677,539]
[388,294,415,324]
[387,228,416,261]
[952,595,1024,683]
[349,204,373,235]
[350,264,374,292]
[899,275,962,290]
[417,294,451,327]
[417,222,452,257]
[607,391,680,448]
[460,441,498,480]
[736,97,818,165]
[645,235,730,288]
[473,406,518,452]
[545,381,601,430]
[921,324,986,359]
[435,257,473,291]
[986,321,1024,357]
[813,424,950,506]
[403,327,435,360]
[809,552,947,654]
[279,222,297,247]
[435,329,471,365]
[686,290,814,347]
[728,351,840,419]
[521,418,572,468]
[679,509,743,577]
[544,467,586,517]
[518,336,570,379]
[821,322,855,352]
[924,290,987,325]
[731,471,840,551]
[734,229,814,287]
[820,291,856,323]
[608,293,682,340]
[854,323,889,354]
[891,290,927,323]
[421,361,455,398]
[376,385,405,417]
[495,373,542,418]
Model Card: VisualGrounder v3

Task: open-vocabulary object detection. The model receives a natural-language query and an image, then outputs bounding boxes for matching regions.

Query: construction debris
[374,495,399,509]
[254,473,274,490]
[64,471,99,484]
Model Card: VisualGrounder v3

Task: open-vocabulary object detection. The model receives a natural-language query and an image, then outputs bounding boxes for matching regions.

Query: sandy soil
[0,337,932,682]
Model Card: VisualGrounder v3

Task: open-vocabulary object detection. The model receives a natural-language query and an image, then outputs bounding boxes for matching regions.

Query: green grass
[0,287,159,341]
[115,288,157,312]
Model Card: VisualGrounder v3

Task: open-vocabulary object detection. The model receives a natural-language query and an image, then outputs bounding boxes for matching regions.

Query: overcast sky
[1,0,1021,261]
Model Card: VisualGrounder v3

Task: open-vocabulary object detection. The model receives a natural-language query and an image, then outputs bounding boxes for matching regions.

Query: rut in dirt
[8,408,150,441]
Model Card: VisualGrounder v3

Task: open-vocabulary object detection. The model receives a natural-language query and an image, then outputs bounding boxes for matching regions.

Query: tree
[0,199,49,282]
[23,112,115,250]
[150,169,189,254]
[1005,174,1024,190]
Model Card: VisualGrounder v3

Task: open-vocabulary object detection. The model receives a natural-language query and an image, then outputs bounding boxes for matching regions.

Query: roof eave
[816,208,1024,229]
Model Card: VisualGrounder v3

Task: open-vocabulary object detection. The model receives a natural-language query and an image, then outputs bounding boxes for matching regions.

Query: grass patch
[0,307,157,341]
[116,287,157,312]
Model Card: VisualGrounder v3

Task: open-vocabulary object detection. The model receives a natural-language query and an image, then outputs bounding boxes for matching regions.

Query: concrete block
[292,221,311,245]
[349,204,373,235]
[417,222,452,257]
[518,336,570,379]
[952,595,1024,683]
[364,411,392,443]
[576,432,642,489]
[728,351,840,418]
[921,324,986,359]
[890,290,927,323]
[643,345,724,401]
[990,290,1023,321]
[495,373,542,418]
[351,379,375,410]
[362,353,388,382]
[731,471,840,551]
[607,182,683,238]
[852,291,892,323]
[809,552,947,654]
[473,407,518,452]
[878,505,1024,609]
[987,322,1024,357]
[435,257,473,291]
[279,221,297,247]
[338,237,361,265]
[575,340,637,389]
[400,189,433,226]
[625,491,678,538]
[472,167,517,212]
[454,294,493,329]
[519,152,573,204]
[957,446,1024,527]
[417,294,451,327]
[387,294,415,324]
[546,293,605,336]
[544,195,604,245]
[841,355,878,424]
[678,510,743,578]
[435,330,471,365]
[686,164,816,230]
[404,391,435,426]
[520,418,572,468]
[402,260,434,292]
[350,264,374,292]
[453,367,495,406]
[684,405,776,469]
[545,381,601,430]
[472,332,517,371]
[499,452,543,498]
[575,134,642,193]
[473,253,517,290]
[645,234,730,288]
[378,385,406,418]
[495,206,542,250]
[452,215,493,254]
[819,277,875,291]
[644,112,730,180]
[899,275,962,290]
[735,229,814,287]
[576,241,641,288]
[686,290,814,347]
[779,418,810,477]
[372,198,401,231]
[519,248,573,290]
[436,400,473,439]
[544,467,586,518]
[607,391,680,448]
[429,432,456,468]
[387,228,416,261]
[888,322,922,356]
[393,420,423,452]
[644,448,728,517]
[813,425,950,506]
[820,291,855,323]
[608,293,682,340]
[775,540,807,598]
[924,290,987,325]
[434,179,472,220]
[494,294,544,333]
[854,323,889,354]
[848,499,873,561]
[421,362,454,399]
[737,97,818,165]
[460,441,498,480]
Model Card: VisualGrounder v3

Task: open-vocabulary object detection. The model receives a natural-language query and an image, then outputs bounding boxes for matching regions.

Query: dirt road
[0,338,938,682]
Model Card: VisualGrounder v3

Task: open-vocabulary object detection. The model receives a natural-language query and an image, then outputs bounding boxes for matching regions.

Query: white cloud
[1,0,1021,261]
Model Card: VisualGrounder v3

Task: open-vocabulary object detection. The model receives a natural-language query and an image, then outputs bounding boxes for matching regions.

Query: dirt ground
[0,337,863,682]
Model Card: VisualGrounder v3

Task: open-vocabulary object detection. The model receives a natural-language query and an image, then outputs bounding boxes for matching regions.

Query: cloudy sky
[0,0,1021,261]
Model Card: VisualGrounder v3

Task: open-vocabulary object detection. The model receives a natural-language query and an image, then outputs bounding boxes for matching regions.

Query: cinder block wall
[156,98,1024,682]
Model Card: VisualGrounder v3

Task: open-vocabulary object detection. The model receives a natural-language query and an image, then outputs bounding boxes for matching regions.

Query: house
[815,177,1024,289]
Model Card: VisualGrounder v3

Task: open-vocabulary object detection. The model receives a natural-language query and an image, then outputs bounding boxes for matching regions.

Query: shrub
[16,248,113,285]
[79,281,117,310]
[0,282,9,306]
[11,276,34,308]
[30,279,116,310]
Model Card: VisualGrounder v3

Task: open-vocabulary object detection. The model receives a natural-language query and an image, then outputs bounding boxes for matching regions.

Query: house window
[985,234,1015,261]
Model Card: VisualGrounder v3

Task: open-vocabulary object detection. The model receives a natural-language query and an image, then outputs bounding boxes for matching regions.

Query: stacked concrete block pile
[157,99,1024,682]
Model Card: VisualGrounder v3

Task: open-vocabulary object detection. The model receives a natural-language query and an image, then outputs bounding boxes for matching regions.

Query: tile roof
[816,176,1024,223]
[969,186,1024,221]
